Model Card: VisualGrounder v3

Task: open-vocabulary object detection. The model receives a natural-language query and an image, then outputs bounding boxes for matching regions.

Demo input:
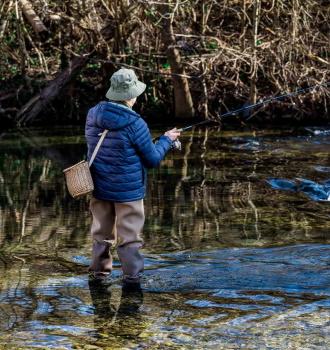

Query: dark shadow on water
[88,279,143,318]
[87,279,145,343]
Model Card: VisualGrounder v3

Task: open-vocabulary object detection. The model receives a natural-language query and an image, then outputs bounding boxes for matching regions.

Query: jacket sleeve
[130,118,173,168]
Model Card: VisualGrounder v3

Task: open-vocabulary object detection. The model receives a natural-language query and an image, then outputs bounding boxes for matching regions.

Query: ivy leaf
[207,40,218,50]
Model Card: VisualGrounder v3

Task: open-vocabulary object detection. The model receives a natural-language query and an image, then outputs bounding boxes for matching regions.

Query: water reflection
[0,127,329,253]
[0,126,329,349]
[88,279,144,342]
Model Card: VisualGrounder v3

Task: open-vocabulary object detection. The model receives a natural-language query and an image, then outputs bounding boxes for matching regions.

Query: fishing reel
[171,139,182,151]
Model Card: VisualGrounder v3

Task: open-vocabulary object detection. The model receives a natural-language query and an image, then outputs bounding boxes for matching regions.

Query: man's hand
[164,127,181,141]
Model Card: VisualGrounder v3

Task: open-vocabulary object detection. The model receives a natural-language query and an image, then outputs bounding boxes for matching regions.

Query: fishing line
[177,81,330,132]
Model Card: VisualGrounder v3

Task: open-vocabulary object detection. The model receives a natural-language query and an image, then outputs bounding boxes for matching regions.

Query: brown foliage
[0,0,329,123]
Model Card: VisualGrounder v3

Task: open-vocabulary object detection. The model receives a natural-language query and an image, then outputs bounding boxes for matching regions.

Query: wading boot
[88,240,113,279]
[117,242,144,290]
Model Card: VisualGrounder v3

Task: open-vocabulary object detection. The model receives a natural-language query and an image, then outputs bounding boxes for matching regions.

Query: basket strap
[88,129,109,167]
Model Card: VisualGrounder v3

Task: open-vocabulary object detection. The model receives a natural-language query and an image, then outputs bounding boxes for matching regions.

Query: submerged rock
[267,177,330,201]
[313,166,330,173]
[305,128,330,136]
[266,178,297,192]
[142,244,330,295]
[296,178,330,201]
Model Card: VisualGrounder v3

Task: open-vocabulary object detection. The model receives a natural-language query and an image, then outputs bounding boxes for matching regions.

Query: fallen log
[0,107,18,115]
[16,54,92,126]
[0,85,23,102]
[19,0,47,35]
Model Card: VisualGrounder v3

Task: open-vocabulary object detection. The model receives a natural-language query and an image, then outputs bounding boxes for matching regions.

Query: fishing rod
[177,81,330,132]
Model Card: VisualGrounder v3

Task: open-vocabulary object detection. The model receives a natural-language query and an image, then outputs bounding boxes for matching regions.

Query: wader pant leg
[88,197,115,274]
[89,198,145,281]
[115,200,144,282]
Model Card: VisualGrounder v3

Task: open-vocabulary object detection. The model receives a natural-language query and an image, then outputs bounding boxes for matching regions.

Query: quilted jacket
[85,101,172,202]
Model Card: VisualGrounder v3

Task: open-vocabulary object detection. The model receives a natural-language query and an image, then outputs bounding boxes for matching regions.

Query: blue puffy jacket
[85,101,172,202]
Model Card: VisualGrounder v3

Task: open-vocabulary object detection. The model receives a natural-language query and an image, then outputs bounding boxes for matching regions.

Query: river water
[0,126,329,349]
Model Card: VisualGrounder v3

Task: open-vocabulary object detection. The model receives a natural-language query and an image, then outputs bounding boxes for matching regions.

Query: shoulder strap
[88,129,109,167]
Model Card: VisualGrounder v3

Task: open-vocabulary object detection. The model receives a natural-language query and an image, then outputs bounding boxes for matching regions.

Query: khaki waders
[88,197,144,282]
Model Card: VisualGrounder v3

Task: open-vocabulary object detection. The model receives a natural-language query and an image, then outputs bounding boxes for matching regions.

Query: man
[85,68,180,287]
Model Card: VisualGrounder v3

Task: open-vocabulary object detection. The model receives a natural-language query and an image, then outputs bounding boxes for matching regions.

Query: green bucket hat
[106,68,146,101]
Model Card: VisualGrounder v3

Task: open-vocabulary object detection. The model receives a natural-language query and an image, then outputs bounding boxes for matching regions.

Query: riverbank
[1,0,329,127]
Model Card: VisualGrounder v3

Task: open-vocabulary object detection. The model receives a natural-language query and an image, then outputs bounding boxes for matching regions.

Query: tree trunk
[160,3,195,119]
[250,0,261,104]
[0,0,14,40]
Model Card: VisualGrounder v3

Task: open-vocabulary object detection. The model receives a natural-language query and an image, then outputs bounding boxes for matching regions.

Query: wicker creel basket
[63,160,94,198]
[63,130,108,199]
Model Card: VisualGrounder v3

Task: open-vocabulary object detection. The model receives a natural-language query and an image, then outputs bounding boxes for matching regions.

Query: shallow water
[0,126,329,349]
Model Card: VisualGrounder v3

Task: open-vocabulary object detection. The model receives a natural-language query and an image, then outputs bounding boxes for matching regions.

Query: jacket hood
[95,101,140,130]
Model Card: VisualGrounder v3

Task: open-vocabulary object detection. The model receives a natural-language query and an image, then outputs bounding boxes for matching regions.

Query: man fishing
[85,68,180,287]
